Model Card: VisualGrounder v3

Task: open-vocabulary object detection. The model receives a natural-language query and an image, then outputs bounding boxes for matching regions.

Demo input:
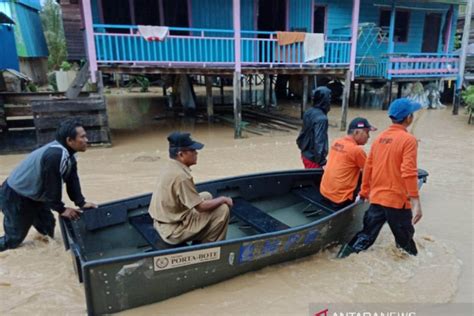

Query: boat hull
[60,169,428,315]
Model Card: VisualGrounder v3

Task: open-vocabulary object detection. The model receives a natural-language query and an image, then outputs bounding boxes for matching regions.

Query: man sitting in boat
[320,117,377,208]
[148,132,232,245]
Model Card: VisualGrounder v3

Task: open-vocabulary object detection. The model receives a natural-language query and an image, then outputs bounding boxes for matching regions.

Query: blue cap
[388,98,422,122]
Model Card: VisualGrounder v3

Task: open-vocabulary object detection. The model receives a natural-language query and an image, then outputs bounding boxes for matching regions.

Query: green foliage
[60,61,72,71]
[461,85,474,115]
[127,75,150,92]
[135,76,150,92]
[27,82,38,92]
[454,34,461,50]
[48,72,58,92]
[41,0,67,71]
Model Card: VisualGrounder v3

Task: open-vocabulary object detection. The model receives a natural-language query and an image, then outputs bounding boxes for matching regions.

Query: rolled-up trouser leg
[347,204,387,252]
[0,191,35,251]
[165,192,231,244]
[33,203,56,238]
[385,207,417,255]
[197,204,230,243]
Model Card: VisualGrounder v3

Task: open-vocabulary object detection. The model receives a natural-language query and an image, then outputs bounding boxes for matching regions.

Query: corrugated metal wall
[190,0,254,31]
[0,24,19,70]
[288,0,312,32]
[0,1,48,58]
[15,2,48,57]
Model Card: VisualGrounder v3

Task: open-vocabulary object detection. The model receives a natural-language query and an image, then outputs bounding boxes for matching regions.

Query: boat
[60,169,429,315]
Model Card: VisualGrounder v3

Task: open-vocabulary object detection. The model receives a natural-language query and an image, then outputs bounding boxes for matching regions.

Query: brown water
[0,106,472,315]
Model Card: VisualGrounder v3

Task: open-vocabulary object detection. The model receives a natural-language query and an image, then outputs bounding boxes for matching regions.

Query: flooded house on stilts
[60,0,470,137]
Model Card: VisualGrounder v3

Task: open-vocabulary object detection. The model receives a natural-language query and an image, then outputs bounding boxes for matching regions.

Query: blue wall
[0,24,19,70]
[288,0,458,56]
[190,0,254,31]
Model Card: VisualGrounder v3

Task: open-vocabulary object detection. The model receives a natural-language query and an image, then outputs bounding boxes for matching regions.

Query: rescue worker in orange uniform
[320,117,377,208]
[338,98,423,258]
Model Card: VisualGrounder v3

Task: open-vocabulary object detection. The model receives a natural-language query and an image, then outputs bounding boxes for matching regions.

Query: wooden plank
[98,65,348,77]
[0,92,90,104]
[4,104,33,117]
[65,61,91,99]
[37,128,111,145]
[31,98,106,113]
[34,113,108,130]
[6,118,35,129]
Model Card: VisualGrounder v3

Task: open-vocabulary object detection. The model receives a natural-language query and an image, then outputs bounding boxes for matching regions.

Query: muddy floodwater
[0,104,472,315]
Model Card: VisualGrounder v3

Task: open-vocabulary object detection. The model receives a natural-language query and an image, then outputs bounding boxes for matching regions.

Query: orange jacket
[320,136,366,204]
[360,124,419,209]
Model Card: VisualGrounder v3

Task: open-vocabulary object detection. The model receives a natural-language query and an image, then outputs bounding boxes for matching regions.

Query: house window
[379,9,410,42]
[101,0,132,33]
[313,6,326,34]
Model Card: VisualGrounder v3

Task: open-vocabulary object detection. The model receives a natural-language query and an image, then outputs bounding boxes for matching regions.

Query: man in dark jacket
[296,86,331,168]
[0,119,97,251]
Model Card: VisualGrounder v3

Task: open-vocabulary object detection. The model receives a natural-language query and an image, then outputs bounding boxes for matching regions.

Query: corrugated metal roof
[0,0,48,57]
[17,0,42,11]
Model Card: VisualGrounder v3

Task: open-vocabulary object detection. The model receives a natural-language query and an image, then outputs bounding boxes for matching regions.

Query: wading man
[320,117,376,208]
[297,86,331,169]
[0,119,97,251]
[338,98,423,258]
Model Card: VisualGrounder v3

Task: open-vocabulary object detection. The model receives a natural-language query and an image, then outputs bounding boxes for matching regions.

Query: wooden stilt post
[387,80,393,106]
[340,70,351,131]
[356,82,362,108]
[249,75,253,106]
[220,77,225,105]
[264,74,270,111]
[349,80,356,109]
[301,75,309,119]
[233,0,241,138]
[269,75,274,107]
[205,76,214,121]
[233,72,242,138]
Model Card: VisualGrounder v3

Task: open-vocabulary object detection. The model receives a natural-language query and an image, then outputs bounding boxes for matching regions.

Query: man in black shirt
[0,119,97,251]
[296,86,331,168]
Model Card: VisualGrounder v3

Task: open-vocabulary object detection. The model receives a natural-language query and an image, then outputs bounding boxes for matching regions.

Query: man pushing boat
[148,132,232,245]
[0,119,97,251]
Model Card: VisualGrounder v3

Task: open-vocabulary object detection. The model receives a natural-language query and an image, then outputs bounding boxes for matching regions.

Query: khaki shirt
[148,159,203,238]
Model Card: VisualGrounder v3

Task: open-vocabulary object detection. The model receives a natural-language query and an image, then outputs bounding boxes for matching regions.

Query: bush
[461,85,474,116]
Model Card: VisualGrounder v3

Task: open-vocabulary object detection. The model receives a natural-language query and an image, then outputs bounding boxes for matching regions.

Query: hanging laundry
[137,26,169,41]
[304,33,325,62]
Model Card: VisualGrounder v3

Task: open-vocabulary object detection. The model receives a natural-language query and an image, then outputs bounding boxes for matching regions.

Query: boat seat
[231,198,290,233]
[129,214,187,250]
[291,187,335,213]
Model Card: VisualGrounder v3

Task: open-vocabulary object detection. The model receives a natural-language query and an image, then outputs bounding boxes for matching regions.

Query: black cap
[167,132,204,150]
[348,117,377,132]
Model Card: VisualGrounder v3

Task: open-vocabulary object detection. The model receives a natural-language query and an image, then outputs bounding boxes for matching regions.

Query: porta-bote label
[153,247,221,271]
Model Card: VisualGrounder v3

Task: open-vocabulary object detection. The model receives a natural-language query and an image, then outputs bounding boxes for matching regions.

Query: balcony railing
[92,24,351,68]
[356,53,459,79]
[387,53,459,79]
